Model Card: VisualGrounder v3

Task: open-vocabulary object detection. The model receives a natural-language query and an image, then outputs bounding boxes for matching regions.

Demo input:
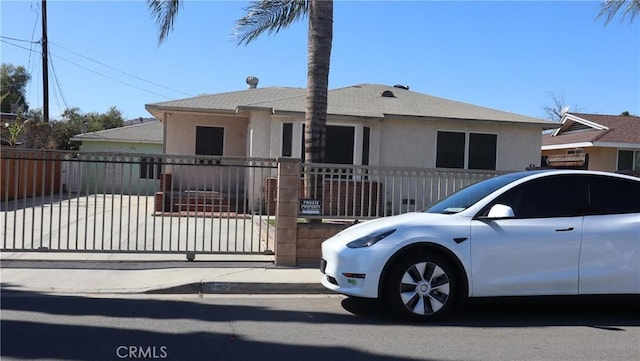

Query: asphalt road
[1,290,639,361]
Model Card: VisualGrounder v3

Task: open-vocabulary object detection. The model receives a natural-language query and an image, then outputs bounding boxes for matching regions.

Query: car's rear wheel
[383,254,460,321]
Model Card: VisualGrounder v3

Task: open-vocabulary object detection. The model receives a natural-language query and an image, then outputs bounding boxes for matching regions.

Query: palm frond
[234,0,308,45]
[147,0,182,45]
[597,0,640,25]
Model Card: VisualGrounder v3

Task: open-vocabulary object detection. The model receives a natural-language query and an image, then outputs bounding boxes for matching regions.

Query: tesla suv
[321,170,640,320]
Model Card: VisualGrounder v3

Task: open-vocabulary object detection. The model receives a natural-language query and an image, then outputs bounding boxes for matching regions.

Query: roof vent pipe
[246,76,259,89]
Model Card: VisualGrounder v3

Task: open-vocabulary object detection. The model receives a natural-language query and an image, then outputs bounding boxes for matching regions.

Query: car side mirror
[486,204,515,219]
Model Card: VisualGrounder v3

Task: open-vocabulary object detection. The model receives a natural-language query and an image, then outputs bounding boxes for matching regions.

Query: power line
[49,57,69,111]
[49,41,194,97]
[49,52,175,100]
[2,39,176,100]
[27,0,41,97]
[0,36,38,43]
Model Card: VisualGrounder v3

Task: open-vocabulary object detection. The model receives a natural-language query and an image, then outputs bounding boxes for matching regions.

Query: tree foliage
[1,63,31,114]
[53,106,125,150]
[147,0,183,45]
[234,0,308,45]
[597,0,640,24]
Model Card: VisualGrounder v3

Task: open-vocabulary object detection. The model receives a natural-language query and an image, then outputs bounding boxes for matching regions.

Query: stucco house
[69,121,163,194]
[541,112,640,174]
[145,82,554,214]
[146,82,553,168]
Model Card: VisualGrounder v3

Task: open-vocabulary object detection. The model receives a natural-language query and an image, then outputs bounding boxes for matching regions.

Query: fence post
[275,158,301,266]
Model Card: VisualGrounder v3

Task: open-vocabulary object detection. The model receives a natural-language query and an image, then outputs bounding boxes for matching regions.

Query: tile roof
[71,121,162,144]
[542,112,640,146]
[146,84,553,126]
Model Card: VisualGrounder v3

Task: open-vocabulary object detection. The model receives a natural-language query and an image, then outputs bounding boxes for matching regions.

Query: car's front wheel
[383,254,460,321]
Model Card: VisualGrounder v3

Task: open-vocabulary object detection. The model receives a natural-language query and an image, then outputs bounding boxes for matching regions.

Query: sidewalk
[0,253,328,295]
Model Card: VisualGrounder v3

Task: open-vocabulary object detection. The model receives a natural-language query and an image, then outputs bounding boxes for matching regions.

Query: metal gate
[1,149,278,259]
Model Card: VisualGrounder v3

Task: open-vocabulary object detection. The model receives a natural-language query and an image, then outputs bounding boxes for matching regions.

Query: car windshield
[425,172,533,214]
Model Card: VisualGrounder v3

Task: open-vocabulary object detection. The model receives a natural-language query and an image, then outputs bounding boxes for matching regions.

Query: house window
[618,150,640,171]
[282,123,293,157]
[140,156,161,180]
[326,125,355,164]
[301,123,306,162]
[468,133,497,170]
[300,124,364,165]
[362,127,371,166]
[436,131,497,170]
[195,126,224,156]
[436,131,465,168]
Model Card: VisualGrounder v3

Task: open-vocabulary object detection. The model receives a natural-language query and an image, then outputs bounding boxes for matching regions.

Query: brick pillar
[275,158,301,266]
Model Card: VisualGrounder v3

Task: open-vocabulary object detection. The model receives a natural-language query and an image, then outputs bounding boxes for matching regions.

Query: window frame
[435,130,498,170]
[281,122,293,157]
[139,156,162,180]
[195,126,224,157]
[479,174,588,219]
[617,149,640,172]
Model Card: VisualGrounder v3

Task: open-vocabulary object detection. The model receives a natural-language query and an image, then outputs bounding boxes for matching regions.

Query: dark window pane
[469,133,497,170]
[588,175,640,215]
[301,123,306,162]
[617,150,634,171]
[491,175,587,218]
[436,131,465,168]
[282,123,293,157]
[140,156,161,180]
[195,126,224,156]
[362,127,370,166]
[325,126,354,164]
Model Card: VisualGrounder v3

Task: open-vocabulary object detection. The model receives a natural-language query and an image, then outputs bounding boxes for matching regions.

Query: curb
[145,282,331,295]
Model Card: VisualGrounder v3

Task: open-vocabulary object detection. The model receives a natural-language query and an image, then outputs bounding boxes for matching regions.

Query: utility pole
[42,0,49,122]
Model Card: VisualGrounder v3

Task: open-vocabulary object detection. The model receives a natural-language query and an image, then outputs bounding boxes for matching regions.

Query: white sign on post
[300,199,322,216]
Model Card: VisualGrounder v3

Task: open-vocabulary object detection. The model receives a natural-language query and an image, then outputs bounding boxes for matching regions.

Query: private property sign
[300,199,322,216]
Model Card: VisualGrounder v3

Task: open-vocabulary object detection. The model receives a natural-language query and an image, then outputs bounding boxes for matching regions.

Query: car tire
[383,253,460,321]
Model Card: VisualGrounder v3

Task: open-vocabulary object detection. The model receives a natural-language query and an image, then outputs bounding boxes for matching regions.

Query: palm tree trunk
[304,0,333,203]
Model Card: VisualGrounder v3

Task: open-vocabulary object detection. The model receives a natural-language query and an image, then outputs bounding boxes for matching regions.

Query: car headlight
[346,229,396,248]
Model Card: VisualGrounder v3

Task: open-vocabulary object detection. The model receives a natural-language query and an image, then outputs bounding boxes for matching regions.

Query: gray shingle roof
[71,121,162,144]
[146,84,553,126]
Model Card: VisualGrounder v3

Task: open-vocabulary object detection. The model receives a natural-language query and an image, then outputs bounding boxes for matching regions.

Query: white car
[321,170,640,320]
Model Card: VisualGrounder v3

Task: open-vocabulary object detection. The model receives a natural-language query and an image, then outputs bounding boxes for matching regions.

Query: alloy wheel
[399,261,450,316]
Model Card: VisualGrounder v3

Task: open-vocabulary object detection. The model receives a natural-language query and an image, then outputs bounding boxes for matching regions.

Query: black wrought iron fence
[1,148,277,258]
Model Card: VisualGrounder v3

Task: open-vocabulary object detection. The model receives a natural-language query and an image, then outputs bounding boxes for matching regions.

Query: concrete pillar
[275,158,301,266]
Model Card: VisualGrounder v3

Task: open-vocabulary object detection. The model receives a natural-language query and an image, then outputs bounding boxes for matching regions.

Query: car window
[425,172,534,214]
[483,175,587,218]
[587,175,640,215]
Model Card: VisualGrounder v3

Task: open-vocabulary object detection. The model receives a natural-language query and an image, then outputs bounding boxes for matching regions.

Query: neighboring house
[541,112,640,174]
[69,121,163,195]
[145,82,554,212]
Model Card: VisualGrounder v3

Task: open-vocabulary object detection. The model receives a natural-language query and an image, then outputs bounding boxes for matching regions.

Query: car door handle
[555,227,574,232]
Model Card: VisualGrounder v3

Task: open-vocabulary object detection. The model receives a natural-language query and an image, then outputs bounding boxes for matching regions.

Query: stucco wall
[79,141,162,154]
[542,147,618,172]
[165,113,248,156]
[378,117,542,171]
[249,111,274,158]
[163,113,249,191]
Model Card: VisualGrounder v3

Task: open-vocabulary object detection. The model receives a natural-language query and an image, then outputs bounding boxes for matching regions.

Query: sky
[1,0,639,121]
